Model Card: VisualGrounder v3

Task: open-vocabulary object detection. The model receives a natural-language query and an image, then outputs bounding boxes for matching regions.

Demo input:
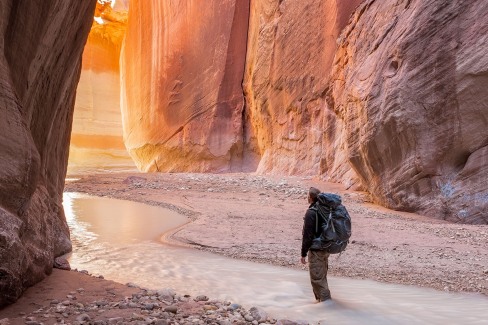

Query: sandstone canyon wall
[243,0,363,184]
[121,0,256,172]
[329,0,488,224]
[69,4,135,173]
[0,0,96,306]
[120,0,487,223]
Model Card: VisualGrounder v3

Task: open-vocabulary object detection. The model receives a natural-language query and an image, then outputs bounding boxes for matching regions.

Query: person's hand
[301,256,306,264]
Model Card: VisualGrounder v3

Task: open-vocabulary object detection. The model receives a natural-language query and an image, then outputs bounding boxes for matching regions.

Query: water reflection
[64,193,488,324]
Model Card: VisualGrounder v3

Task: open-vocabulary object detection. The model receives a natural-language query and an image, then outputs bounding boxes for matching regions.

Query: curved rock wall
[329,0,488,224]
[69,5,135,173]
[243,0,363,183]
[121,0,255,172]
[0,0,95,306]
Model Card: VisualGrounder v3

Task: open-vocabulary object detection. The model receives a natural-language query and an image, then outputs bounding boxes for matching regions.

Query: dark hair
[309,187,321,203]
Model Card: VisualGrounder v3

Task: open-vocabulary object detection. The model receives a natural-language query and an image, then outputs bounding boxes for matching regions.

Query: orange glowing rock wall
[0,0,96,306]
[244,0,364,184]
[69,4,135,173]
[121,0,256,172]
[120,0,488,223]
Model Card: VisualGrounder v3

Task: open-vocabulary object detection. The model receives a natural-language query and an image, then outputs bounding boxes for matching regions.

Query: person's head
[308,187,321,204]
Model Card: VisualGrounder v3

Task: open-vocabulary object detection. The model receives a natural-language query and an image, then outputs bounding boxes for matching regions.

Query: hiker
[301,187,331,302]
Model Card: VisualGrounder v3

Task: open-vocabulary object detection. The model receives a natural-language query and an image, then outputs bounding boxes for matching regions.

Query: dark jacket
[301,203,324,257]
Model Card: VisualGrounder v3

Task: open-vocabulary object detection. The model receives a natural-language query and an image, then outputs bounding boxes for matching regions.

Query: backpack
[309,193,352,254]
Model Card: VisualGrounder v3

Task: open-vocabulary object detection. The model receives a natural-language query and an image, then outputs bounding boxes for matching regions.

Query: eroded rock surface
[329,0,488,223]
[69,4,135,173]
[121,0,255,172]
[244,0,363,184]
[0,0,96,306]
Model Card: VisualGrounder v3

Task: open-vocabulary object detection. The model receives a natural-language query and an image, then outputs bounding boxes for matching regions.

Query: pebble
[7,289,296,325]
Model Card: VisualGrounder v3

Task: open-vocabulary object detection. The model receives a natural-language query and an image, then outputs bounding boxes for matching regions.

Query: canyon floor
[1,172,487,324]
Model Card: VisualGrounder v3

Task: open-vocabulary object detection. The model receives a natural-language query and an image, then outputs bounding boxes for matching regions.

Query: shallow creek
[64,193,488,324]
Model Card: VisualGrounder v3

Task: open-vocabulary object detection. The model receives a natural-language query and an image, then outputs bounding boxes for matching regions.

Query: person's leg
[308,250,331,301]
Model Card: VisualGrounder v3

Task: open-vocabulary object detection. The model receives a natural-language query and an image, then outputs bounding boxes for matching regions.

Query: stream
[64,193,488,324]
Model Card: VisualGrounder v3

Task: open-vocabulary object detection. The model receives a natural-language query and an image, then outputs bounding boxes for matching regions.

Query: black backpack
[310,193,352,254]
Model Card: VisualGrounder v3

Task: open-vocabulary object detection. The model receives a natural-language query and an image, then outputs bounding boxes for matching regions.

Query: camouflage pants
[308,250,331,301]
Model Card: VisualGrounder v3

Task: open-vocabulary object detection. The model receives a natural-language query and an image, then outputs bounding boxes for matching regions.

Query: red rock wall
[243,0,363,185]
[69,5,135,173]
[329,0,488,224]
[120,0,487,223]
[0,0,96,306]
[121,0,255,172]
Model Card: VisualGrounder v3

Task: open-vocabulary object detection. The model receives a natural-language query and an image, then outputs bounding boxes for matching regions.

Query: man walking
[301,187,331,302]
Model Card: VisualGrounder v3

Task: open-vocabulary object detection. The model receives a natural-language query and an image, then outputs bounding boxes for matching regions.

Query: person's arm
[301,209,316,259]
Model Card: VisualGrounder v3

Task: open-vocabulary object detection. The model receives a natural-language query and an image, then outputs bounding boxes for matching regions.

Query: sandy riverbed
[1,172,487,324]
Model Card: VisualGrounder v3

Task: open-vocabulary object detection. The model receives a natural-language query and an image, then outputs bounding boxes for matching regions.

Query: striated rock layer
[119,0,487,223]
[0,0,96,306]
[121,0,256,172]
[69,4,135,173]
[329,0,488,224]
[243,0,363,185]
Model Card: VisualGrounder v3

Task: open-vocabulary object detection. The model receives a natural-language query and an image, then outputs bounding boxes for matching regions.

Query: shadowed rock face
[0,0,96,306]
[121,0,255,172]
[329,0,488,224]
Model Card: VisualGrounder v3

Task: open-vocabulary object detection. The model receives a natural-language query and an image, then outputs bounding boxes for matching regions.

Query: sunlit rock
[121,0,257,172]
[0,0,96,306]
[329,0,488,223]
[243,0,363,188]
[69,2,135,173]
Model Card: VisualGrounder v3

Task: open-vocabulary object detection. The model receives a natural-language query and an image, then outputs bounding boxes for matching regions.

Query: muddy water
[64,193,488,324]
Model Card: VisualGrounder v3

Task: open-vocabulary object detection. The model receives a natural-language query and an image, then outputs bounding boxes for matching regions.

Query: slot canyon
[1,0,487,315]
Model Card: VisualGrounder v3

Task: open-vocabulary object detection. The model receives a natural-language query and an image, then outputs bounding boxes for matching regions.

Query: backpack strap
[309,206,319,233]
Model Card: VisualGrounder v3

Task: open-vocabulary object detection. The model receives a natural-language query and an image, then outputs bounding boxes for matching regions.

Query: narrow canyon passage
[64,193,488,324]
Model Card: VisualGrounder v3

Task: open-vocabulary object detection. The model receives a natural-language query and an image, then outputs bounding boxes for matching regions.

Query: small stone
[194,295,209,302]
[0,318,10,325]
[164,306,178,314]
[108,317,123,324]
[154,320,169,325]
[76,313,91,322]
[249,307,268,323]
[245,315,254,322]
[53,257,71,270]
[227,303,241,311]
[218,321,232,325]
[203,305,218,311]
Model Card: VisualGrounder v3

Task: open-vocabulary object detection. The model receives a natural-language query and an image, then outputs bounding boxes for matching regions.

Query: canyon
[1,0,487,307]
